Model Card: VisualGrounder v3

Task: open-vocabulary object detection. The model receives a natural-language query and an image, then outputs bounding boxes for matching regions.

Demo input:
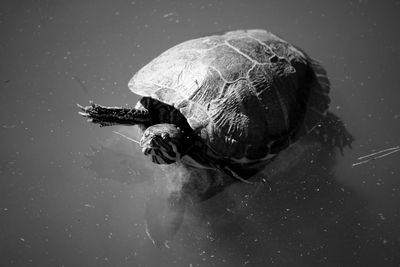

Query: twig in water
[352,146,400,167]
[112,131,140,145]
[357,146,400,160]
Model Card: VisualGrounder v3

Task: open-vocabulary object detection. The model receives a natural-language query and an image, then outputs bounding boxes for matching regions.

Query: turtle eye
[144,131,150,138]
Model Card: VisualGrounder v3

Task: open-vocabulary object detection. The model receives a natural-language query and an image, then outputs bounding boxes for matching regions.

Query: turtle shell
[128,29,330,162]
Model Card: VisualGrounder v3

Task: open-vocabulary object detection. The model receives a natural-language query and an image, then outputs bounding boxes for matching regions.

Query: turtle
[78,29,353,183]
[78,29,354,246]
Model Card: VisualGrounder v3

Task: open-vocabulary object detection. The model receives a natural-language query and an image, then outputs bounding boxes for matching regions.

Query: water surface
[1,0,399,266]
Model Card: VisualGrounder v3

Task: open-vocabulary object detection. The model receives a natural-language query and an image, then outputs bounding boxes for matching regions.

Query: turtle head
[140,124,189,164]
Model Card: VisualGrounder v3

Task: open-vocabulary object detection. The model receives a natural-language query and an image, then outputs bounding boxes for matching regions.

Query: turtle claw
[77,102,115,126]
[77,103,93,112]
[78,111,90,117]
[341,131,354,151]
[327,126,353,154]
[77,103,94,117]
[348,142,353,150]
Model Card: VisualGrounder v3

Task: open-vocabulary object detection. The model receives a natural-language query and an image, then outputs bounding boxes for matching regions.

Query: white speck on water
[163,12,176,18]
[2,125,16,129]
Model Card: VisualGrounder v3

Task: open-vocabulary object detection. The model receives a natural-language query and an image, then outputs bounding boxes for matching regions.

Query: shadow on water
[83,127,395,266]
[190,142,366,266]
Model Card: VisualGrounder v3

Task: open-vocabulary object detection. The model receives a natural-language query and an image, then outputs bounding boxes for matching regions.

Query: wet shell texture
[128,29,330,163]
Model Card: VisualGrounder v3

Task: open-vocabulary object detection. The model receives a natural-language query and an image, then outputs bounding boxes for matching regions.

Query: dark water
[1,1,400,266]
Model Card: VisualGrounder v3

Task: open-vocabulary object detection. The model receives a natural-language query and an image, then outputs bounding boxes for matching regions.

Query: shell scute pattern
[174,35,225,51]
[248,64,288,137]
[129,29,330,163]
[207,79,271,159]
[129,47,202,99]
[226,37,275,64]
[176,99,209,131]
[151,87,185,107]
[188,67,225,106]
[201,45,254,83]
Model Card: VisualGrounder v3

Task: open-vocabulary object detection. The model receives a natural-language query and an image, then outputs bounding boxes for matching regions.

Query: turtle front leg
[77,101,151,127]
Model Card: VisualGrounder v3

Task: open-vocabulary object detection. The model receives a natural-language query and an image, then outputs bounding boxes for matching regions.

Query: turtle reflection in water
[78,29,353,247]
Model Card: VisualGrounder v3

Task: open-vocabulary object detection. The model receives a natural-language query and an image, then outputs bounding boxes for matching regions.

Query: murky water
[1,1,399,266]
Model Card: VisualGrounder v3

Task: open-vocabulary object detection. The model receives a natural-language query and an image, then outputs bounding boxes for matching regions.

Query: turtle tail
[303,59,354,154]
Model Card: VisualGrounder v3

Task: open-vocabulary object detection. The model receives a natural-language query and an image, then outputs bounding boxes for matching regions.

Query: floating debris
[83,203,95,208]
[162,12,179,23]
[112,131,140,145]
[377,213,386,221]
[2,125,16,129]
[163,12,177,18]
[352,146,400,167]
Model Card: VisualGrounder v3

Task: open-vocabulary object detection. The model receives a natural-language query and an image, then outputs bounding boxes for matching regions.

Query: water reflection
[84,129,383,266]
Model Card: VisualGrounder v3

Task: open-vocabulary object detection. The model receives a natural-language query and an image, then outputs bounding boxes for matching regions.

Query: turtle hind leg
[308,110,354,154]
[301,58,353,154]
[77,101,151,126]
